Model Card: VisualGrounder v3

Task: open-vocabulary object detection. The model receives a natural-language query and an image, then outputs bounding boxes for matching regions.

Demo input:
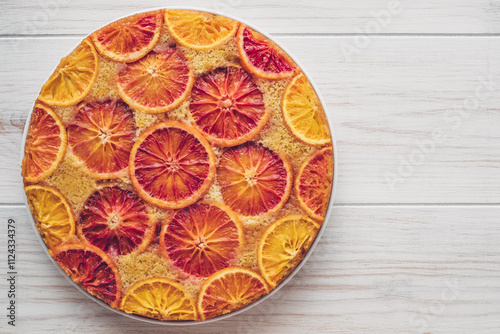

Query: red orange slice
[51,243,122,308]
[198,267,269,320]
[77,186,154,258]
[67,100,136,179]
[160,202,243,277]
[91,10,163,63]
[237,26,296,80]
[217,142,292,217]
[117,47,194,113]
[295,147,334,221]
[22,104,67,183]
[129,121,216,209]
[189,67,268,147]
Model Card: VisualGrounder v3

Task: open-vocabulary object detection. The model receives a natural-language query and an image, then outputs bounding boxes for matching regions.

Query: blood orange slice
[117,47,194,113]
[51,243,122,308]
[129,121,216,209]
[198,267,269,320]
[165,9,238,50]
[121,277,197,320]
[38,39,98,106]
[77,187,154,258]
[91,10,163,63]
[67,100,136,179]
[160,202,243,277]
[237,26,296,80]
[282,73,331,146]
[258,215,320,288]
[217,142,292,217]
[25,185,75,248]
[22,104,67,183]
[189,67,268,147]
[296,147,334,221]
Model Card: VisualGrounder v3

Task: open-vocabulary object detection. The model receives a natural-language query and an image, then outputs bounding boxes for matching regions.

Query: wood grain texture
[0,0,499,35]
[1,206,499,333]
[2,37,500,204]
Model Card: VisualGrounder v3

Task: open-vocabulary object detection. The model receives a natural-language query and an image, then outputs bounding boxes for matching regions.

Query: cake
[21,9,334,321]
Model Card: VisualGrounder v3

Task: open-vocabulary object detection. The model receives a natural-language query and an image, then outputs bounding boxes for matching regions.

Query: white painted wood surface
[1,1,500,333]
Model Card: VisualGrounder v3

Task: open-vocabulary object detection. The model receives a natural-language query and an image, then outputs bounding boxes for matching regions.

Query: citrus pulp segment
[129,121,216,209]
[217,142,292,217]
[121,277,197,320]
[51,243,122,308]
[25,185,75,248]
[165,9,239,50]
[189,67,268,147]
[197,267,269,320]
[237,26,296,80]
[258,215,320,288]
[296,147,334,220]
[160,202,243,277]
[67,100,136,178]
[22,104,67,183]
[282,73,331,146]
[77,186,154,258]
[38,39,98,106]
[117,47,194,113]
[91,10,163,63]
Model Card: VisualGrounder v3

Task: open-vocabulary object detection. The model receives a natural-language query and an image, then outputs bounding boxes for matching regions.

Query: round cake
[21,8,334,322]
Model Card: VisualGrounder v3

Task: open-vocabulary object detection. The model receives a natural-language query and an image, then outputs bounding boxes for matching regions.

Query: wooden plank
[0,0,497,36]
[2,37,500,204]
[1,205,499,333]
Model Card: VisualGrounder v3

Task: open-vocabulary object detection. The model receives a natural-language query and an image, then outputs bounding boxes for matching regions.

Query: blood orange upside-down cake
[21,8,334,321]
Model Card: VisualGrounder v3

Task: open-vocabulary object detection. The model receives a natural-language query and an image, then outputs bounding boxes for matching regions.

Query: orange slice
[25,185,75,248]
[189,67,269,147]
[258,215,320,288]
[217,142,292,217]
[51,243,122,308]
[38,39,98,106]
[165,9,238,50]
[198,267,269,320]
[91,10,163,63]
[77,187,154,258]
[67,100,136,179]
[129,121,216,209]
[22,104,66,183]
[117,47,194,113]
[282,73,331,146]
[160,202,243,277]
[237,26,296,80]
[296,147,334,220]
[121,277,197,321]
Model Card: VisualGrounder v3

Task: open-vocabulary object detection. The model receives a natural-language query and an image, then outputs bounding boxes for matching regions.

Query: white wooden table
[1,1,500,333]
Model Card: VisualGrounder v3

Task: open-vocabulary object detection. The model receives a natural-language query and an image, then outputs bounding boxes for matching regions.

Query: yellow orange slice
[38,39,98,106]
[258,215,320,288]
[296,147,334,220]
[121,277,197,321]
[282,73,331,146]
[51,243,122,308]
[129,121,216,209]
[22,104,67,183]
[198,267,269,320]
[25,185,75,248]
[160,201,243,277]
[165,9,238,50]
[91,10,163,63]
[217,142,292,217]
[117,47,194,113]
